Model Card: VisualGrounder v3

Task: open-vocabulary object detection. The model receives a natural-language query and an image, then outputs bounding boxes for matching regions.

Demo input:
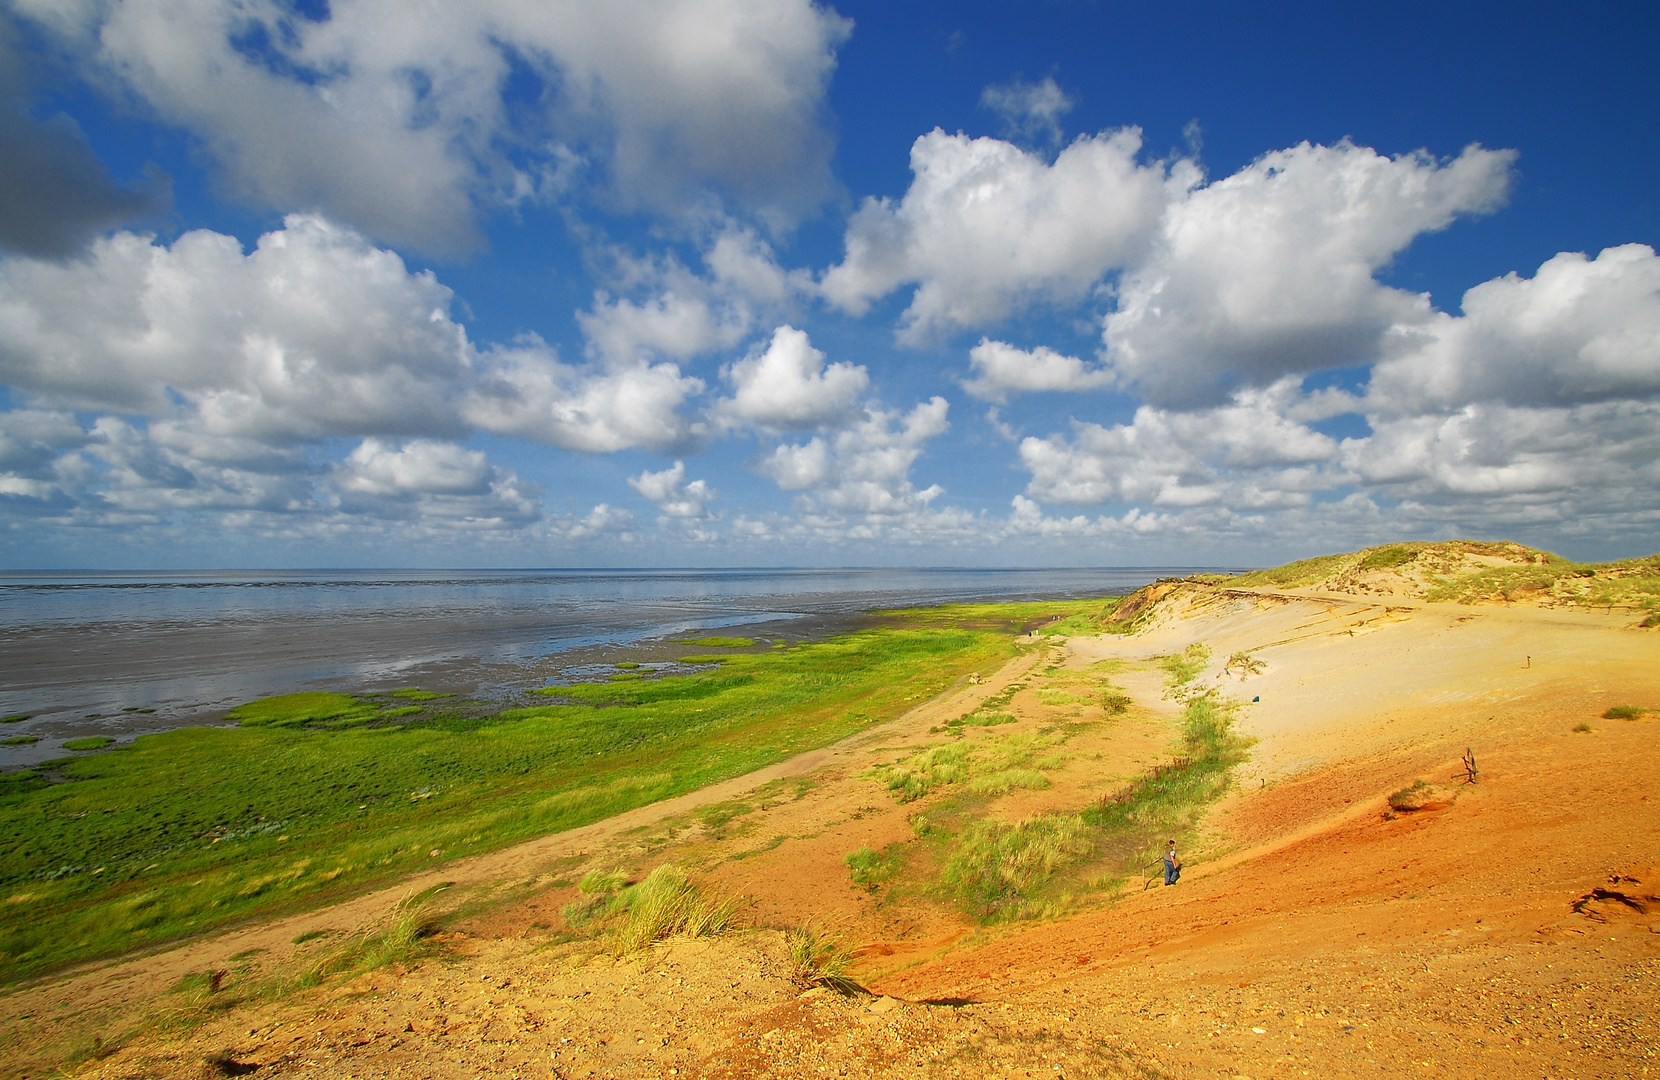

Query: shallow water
[0,566,1202,766]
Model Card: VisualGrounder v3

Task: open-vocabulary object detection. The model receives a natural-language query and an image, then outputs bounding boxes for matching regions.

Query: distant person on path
[1163,840,1181,885]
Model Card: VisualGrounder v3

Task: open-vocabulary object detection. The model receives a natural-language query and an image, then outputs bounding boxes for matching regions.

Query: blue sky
[0,0,1656,568]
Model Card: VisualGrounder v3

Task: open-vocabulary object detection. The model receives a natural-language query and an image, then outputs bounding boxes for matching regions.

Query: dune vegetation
[1231,540,1660,612]
[0,601,1111,985]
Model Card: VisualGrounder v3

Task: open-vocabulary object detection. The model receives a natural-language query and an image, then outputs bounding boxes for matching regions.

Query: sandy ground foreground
[5,585,1659,1080]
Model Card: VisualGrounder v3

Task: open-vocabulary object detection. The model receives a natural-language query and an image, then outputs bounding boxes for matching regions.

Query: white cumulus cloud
[1017,381,1344,510]
[820,128,1168,343]
[756,396,950,516]
[1102,140,1516,407]
[963,338,1114,403]
[628,460,719,519]
[718,325,869,431]
[13,0,851,252]
[1368,244,1660,412]
[979,76,1073,147]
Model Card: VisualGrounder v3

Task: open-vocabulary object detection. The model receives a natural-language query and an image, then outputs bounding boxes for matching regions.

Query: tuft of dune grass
[786,924,861,994]
[607,864,740,955]
[941,814,1094,919]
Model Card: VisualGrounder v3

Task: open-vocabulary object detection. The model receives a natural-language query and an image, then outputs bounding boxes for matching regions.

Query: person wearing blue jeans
[1163,840,1181,885]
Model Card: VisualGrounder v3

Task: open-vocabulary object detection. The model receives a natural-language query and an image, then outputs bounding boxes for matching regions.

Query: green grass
[571,864,738,955]
[881,598,1123,637]
[1035,604,1122,637]
[1157,643,1212,687]
[872,730,1066,804]
[1083,692,1252,865]
[226,692,378,728]
[0,715,27,724]
[1358,544,1421,571]
[0,616,1013,984]
[1,736,39,746]
[682,636,757,648]
[388,689,450,701]
[1225,540,1660,611]
[1602,705,1648,720]
[62,737,114,751]
[1231,552,1351,589]
[614,662,641,670]
[940,813,1094,919]
[845,844,904,891]
[786,923,859,993]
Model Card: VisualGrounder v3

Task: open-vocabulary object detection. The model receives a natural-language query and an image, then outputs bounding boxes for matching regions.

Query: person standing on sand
[1163,840,1181,885]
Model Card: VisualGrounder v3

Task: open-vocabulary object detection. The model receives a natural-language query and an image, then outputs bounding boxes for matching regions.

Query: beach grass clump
[614,662,640,670]
[1602,705,1647,720]
[1574,722,1594,733]
[874,730,1067,803]
[562,869,629,928]
[1386,779,1432,812]
[968,768,1050,795]
[874,743,970,802]
[0,615,1011,984]
[2,735,39,746]
[683,636,757,648]
[943,710,1016,730]
[940,813,1094,919]
[845,845,903,892]
[62,737,114,751]
[606,865,740,955]
[1358,544,1421,571]
[0,715,27,724]
[786,924,859,993]
[1157,643,1212,687]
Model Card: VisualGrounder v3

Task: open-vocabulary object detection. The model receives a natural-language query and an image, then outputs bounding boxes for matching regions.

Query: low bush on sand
[1386,780,1433,812]
[786,924,859,993]
[940,814,1094,919]
[1157,643,1212,688]
[606,865,740,955]
[560,864,737,955]
[1603,705,1648,720]
[845,845,903,892]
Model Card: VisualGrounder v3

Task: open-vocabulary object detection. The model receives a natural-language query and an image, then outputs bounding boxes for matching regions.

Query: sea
[0,567,1206,768]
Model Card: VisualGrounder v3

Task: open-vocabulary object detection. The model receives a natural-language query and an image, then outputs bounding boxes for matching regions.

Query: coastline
[0,567,1164,766]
